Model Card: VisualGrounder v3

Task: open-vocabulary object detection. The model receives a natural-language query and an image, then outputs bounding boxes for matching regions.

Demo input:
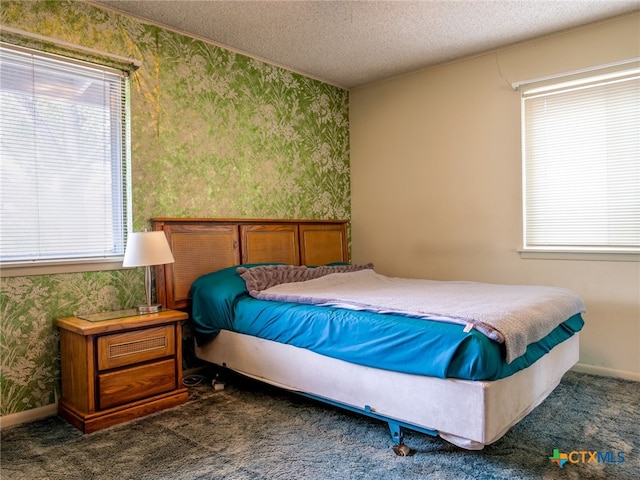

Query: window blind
[0,43,131,263]
[521,66,640,253]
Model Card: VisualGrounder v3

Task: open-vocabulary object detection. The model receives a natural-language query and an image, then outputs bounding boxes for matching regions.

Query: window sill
[0,258,127,277]
[519,249,639,262]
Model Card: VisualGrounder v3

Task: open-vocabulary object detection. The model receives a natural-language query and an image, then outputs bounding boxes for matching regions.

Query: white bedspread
[254,269,585,363]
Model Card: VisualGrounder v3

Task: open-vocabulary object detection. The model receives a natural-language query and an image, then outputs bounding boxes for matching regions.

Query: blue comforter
[190,265,584,381]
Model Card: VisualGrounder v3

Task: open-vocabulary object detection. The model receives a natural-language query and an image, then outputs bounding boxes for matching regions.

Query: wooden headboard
[152,218,349,310]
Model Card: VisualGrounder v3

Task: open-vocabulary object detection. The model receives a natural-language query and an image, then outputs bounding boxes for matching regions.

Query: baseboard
[183,365,209,377]
[572,363,640,382]
[0,402,58,430]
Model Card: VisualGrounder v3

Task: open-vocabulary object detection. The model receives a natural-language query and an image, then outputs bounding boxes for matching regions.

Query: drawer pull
[109,336,168,358]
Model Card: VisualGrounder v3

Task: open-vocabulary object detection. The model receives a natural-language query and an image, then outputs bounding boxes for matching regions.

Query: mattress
[190,265,584,381]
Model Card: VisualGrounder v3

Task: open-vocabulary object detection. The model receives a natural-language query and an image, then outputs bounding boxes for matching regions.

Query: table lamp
[122,230,175,314]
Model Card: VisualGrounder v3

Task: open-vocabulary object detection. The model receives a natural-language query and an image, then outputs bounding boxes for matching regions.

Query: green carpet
[1,371,638,479]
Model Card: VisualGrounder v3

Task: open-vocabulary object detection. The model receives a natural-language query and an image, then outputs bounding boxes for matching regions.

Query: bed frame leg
[388,421,404,443]
[388,421,413,456]
[304,398,429,456]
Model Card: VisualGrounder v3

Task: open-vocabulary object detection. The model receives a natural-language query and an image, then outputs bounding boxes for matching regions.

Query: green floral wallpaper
[0,0,350,417]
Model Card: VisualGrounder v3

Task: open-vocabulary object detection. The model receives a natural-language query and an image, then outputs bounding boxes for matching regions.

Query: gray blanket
[243,267,585,363]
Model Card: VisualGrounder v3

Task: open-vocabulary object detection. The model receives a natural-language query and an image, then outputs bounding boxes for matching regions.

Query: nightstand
[56,309,189,433]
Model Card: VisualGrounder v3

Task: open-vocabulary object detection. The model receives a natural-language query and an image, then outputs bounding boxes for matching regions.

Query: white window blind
[521,66,640,254]
[0,43,131,265]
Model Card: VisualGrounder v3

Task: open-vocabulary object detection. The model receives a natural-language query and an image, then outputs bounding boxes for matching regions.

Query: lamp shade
[122,231,175,267]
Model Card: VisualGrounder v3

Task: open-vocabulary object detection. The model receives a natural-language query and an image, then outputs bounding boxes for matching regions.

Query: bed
[153,218,584,453]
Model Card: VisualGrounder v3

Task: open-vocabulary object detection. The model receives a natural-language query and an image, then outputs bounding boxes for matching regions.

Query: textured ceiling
[90,0,640,89]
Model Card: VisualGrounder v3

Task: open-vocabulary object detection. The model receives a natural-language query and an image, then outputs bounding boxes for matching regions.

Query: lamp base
[137,304,162,314]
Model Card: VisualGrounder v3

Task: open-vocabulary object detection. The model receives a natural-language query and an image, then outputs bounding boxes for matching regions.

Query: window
[0,43,132,273]
[520,64,640,256]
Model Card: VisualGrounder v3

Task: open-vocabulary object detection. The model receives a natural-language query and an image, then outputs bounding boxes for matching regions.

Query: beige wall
[350,13,640,380]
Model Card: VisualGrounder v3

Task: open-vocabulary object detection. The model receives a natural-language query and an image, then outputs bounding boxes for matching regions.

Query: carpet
[1,371,638,480]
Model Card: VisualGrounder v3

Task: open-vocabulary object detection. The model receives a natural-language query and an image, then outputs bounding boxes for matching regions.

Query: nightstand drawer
[98,359,176,409]
[97,325,175,370]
